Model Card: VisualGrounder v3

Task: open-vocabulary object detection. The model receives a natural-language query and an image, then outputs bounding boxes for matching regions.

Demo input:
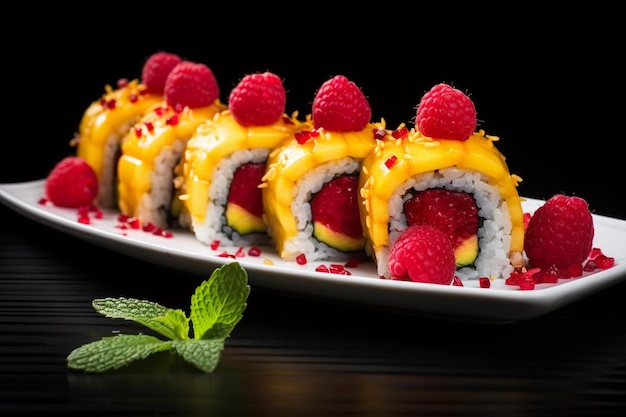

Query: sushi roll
[180,71,309,247]
[74,51,181,208]
[117,60,226,229]
[358,83,525,280]
[261,75,383,262]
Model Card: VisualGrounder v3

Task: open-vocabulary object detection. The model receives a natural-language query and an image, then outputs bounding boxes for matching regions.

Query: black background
[2,7,626,416]
[3,6,624,220]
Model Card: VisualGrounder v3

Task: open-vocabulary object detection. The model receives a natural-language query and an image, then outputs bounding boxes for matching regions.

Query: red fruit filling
[310,175,365,251]
[225,163,266,235]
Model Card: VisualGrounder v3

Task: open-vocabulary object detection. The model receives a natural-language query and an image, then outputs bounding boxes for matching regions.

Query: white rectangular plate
[2,179,625,324]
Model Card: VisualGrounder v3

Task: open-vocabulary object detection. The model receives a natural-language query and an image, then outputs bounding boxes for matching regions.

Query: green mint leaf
[171,339,225,373]
[68,262,250,373]
[190,262,250,340]
[201,322,234,339]
[67,334,171,372]
[92,297,190,340]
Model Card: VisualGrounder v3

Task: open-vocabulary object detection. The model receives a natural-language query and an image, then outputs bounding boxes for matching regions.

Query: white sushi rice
[382,166,514,281]
[193,148,271,247]
[136,139,187,229]
[283,157,361,262]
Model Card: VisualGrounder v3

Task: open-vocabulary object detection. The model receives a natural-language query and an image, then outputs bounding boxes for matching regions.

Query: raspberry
[164,61,220,111]
[387,225,456,285]
[141,51,182,94]
[228,72,286,126]
[415,83,477,141]
[403,188,479,266]
[312,75,371,132]
[524,194,594,269]
[45,156,99,208]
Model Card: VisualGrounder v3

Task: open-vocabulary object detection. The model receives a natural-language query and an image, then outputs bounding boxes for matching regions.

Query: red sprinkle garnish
[210,240,220,250]
[296,254,307,265]
[295,131,310,144]
[385,155,398,169]
[329,264,345,274]
[111,216,173,238]
[479,277,491,288]
[295,129,321,145]
[503,246,616,290]
[127,217,141,229]
[518,276,536,291]
[235,247,246,257]
[564,263,583,278]
[392,127,409,139]
[532,268,559,284]
[595,254,615,269]
[589,247,603,258]
[314,263,353,275]
[78,215,91,224]
[373,128,387,140]
[248,247,262,256]
[166,114,179,126]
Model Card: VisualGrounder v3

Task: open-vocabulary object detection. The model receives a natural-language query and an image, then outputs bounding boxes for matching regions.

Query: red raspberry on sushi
[387,225,457,285]
[141,51,182,94]
[45,156,99,208]
[415,83,477,141]
[229,71,286,126]
[524,194,594,269]
[164,61,220,111]
[312,75,371,132]
[404,188,479,267]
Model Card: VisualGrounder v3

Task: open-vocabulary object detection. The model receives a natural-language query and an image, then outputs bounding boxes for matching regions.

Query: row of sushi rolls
[42,51,615,289]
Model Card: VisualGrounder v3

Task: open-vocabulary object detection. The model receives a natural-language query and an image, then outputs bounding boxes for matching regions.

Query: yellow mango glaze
[75,79,163,207]
[358,127,525,269]
[180,110,310,232]
[261,119,385,260]
[117,100,226,224]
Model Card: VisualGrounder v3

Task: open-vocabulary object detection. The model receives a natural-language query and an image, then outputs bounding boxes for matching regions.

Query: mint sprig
[67,261,250,373]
